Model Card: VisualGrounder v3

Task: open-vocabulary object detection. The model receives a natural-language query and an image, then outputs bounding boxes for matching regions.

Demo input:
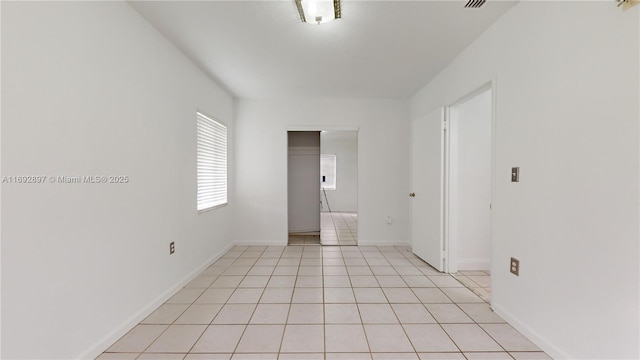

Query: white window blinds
[197,111,227,211]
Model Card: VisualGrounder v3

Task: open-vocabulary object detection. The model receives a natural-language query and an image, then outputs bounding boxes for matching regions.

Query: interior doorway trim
[287,125,359,132]
[445,80,496,276]
[449,82,492,107]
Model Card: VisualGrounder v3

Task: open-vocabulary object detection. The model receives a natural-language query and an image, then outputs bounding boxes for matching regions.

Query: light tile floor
[288,234,321,246]
[97,245,552,360]
[321,212,357,246]
[452,271,491,303]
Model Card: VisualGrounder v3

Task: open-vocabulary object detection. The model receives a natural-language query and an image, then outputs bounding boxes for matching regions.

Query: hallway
[98,245,550,360]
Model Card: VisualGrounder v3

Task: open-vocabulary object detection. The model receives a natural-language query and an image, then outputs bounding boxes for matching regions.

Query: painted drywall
[411,2,639,359]
[1,2,234,359]
[234,99,410,245]
[288,131,321,233]
[320,131,358,213]
[449,90,492,271]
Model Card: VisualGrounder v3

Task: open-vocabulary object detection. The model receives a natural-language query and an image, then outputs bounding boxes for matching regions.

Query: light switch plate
[511,167,519,182]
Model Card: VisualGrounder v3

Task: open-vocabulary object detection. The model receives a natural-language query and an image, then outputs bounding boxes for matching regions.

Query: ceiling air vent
[464,0,486,8]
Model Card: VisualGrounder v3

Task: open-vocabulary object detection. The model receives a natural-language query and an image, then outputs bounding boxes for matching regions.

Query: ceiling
[130,1,515,99]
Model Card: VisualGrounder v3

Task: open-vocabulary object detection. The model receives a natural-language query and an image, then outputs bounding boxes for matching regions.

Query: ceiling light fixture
[295,0,341,24]
[464,0,486,8]
[616,0,639,10]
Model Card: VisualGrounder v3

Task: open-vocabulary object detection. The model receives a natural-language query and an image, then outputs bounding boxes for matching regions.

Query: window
[320,154,336,190]
[197,111,227,211]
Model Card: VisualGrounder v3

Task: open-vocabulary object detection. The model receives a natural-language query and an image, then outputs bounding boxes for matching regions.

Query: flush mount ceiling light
[464,0,486,8]
[616,0,639,10]
[295,0,341,24]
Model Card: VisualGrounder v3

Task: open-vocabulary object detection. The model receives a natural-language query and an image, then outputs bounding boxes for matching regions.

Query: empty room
[1,1,638,359]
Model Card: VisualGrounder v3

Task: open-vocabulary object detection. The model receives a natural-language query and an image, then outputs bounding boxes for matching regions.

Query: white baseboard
[234,240,288,246]
[79,242,235,360]
[288,229,320,234]
[235,240,410,247]
[492,302,570,360]
[289,231,320,236]
[456,258,491,271]
[357,240,411,247]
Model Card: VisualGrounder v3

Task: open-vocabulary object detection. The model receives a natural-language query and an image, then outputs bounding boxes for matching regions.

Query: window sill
[198,203,228,214]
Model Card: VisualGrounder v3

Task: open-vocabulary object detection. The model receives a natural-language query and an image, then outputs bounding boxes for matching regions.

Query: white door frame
[445,81,496,274]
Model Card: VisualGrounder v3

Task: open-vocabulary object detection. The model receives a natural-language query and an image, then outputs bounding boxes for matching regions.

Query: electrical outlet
[510,257,519,276]
[170,242,175,255]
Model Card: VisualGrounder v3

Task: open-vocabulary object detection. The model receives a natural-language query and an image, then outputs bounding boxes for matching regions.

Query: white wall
[450,90,492,271]
[234,99,410,245]
[1,2,235,359]
[288,131,321,232]
[321,131,358,213]
[411,2,639,359]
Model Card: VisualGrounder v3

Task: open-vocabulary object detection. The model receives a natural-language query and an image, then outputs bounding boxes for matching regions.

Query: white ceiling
[130,1,515,99]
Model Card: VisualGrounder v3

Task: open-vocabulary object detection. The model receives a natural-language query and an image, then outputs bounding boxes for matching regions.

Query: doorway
[448,87,493,301]
[448,88,492,272]
[410,86,493,284]
[287,131,321,245]
[287,130,358,246]
[320,131,358,246]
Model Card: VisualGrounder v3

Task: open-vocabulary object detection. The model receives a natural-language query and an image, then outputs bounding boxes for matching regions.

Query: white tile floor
[288,234,321,246]
[321,212,357,246]
[97,245,552,360]
[452,271,491,303]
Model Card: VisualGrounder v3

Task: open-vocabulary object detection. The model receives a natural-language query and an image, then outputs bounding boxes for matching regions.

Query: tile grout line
[99,244,548,360]
[230,246,268,356]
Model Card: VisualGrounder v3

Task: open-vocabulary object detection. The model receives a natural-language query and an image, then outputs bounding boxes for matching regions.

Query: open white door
[411,108,447,272]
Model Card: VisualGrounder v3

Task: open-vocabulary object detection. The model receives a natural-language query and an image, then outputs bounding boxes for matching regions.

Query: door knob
[409,192,416,198]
